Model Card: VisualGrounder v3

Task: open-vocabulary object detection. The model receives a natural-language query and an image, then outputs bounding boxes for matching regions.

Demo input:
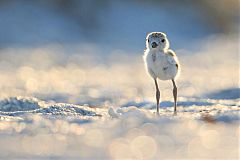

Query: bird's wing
[166,49,178,65]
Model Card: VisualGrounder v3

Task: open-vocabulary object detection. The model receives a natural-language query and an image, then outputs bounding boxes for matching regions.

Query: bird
[143,32,180,115]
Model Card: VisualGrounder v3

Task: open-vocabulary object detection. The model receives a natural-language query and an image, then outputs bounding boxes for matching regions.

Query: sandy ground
[0,35,239,159]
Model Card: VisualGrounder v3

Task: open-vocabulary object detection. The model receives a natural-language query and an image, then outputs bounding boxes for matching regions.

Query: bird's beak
[151,42,158,48]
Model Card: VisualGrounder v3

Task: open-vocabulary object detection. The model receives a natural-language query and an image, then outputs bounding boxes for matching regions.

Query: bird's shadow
[122,88,240,109]
[204,88,240,100]
[121,100,214,109]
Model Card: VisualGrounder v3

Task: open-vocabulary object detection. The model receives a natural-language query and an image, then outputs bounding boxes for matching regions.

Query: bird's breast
[151,53,168,68]
[147,53,178,80]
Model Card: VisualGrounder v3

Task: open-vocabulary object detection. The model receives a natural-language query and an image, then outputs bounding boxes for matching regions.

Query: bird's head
[146,32,169,51]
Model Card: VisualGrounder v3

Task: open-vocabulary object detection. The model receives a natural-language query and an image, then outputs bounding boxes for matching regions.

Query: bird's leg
[172,79,177,115]
[154,79,160,115]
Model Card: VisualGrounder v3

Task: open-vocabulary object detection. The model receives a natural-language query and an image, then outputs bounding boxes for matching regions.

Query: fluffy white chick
[143,32,180,115]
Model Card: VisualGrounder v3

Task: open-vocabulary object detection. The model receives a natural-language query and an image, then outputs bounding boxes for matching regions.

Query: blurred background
[0,0,239,49]
[0,0,239,105]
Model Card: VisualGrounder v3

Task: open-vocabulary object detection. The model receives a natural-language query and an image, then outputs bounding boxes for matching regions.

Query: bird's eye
[148,39,150,42]
[161,39,165,43]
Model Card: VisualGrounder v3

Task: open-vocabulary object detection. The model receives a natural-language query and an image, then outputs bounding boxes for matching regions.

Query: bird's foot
[173,111,177,116]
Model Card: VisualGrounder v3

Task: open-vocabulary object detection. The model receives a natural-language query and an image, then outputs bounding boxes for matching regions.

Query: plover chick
[143,32,180,115]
